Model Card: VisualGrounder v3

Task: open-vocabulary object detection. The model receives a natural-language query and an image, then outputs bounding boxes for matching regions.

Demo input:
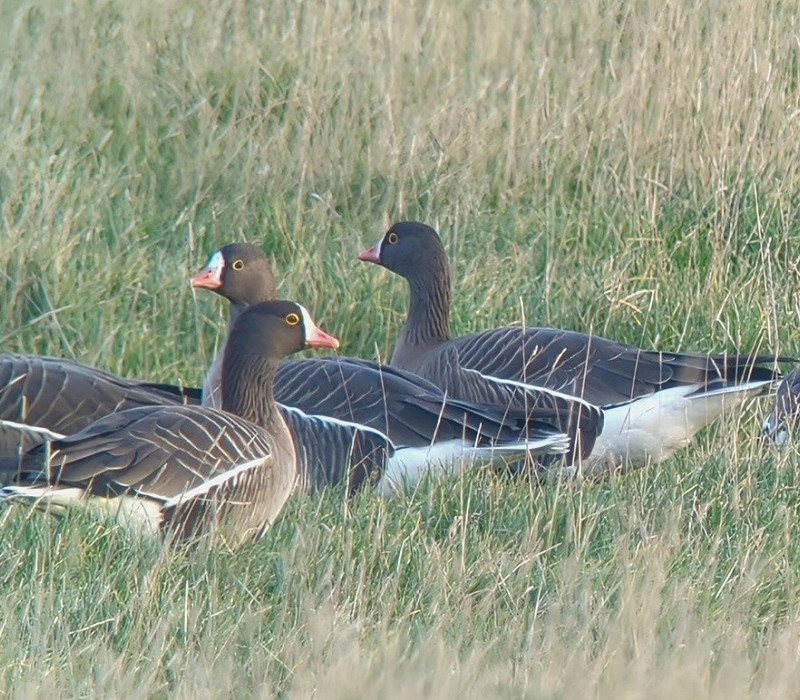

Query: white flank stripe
[161,455,267,509]
[687,379,773,399]
[0,485,164,536]
[462,367,600,413]
[279,404,395,446]
[0,419,65,441]
[493,435,570,454]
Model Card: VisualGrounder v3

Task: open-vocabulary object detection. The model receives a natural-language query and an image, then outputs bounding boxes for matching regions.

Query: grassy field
[2,0,800,695]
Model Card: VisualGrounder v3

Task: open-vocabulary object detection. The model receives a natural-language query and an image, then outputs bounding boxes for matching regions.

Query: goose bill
[357,242,381,263]
[190,251,224,289]
[298,306,340,349]
[305,325,340,349]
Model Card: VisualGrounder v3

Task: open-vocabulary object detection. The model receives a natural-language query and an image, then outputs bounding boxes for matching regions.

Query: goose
[0,300,340,543]
[761,366,800,445]
[191,242,277,408]
[191,244,598,493]
[274,357,582,493]
[358,221,786,477]
[0,353,198,457]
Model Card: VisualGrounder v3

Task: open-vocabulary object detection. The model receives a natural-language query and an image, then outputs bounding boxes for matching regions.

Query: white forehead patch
[206,250,224,271]
[299,304,316,340]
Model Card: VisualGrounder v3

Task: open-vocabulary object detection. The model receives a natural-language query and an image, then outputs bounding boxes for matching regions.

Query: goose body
[192,243,592,492]
[279,405,392,493]
[761,366,800,446]
[274,357,580,494]
[0,406,292,539]
[0,353,195,457]
[0,301,339,543]
[0,353,387,496]
[359,221,785,477]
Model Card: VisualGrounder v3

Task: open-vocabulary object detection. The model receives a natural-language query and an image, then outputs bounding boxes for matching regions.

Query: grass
[1,0,800,695]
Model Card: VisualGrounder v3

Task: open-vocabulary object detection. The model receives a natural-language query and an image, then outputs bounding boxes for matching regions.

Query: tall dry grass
[1,0,800,695]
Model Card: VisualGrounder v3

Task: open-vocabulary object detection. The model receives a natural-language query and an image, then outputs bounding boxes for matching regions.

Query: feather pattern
[359,221,789,474]
[0,300,330,543]
[279,406,390,494]
[0,354,193,456]
[762,366,800,446]
[426,325,781,407]
[0,405,292,541]
[194,243,586,489]
[273,356,573,448]
[0,354,386,494]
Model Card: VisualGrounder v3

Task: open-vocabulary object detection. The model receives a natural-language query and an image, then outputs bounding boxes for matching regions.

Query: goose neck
[403,266,452,347]
[221,354,280,430]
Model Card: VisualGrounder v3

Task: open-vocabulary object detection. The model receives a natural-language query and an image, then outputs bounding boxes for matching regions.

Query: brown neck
[220,353,281,431]
[393,255,452,363]
[205,303,249,397]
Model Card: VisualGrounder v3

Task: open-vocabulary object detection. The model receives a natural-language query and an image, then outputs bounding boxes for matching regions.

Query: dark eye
[285,312,300,326]
[232,259,244,271]
[387,232,398,244]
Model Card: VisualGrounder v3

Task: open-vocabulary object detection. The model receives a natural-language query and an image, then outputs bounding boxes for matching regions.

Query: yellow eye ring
[285,312,300,326]
[232,259,244,271]
[387,232,398,244]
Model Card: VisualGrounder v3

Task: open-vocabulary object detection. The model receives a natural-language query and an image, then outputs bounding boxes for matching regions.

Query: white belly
[377,432,569,496]
[580,381,771,479]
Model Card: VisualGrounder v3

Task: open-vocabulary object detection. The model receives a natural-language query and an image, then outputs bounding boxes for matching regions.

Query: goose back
[275,356,601,465]
[0,353,197,456]
[280,405,391,494]
[420,325,782,408]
